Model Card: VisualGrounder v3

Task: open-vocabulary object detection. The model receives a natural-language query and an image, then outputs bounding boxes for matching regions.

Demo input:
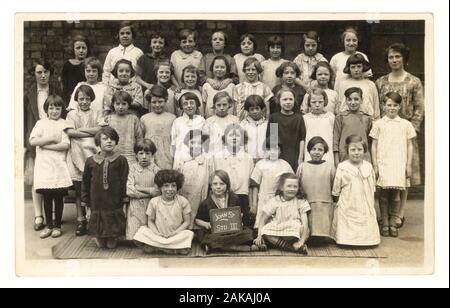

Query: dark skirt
[35,187,68,195]
[198,227,254,250]
[88,208,126,238]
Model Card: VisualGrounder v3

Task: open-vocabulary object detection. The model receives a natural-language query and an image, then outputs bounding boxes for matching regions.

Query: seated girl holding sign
[195,170,262,254]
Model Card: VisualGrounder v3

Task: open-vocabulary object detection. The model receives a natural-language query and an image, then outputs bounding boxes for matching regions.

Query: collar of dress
[92,151,121,164]
[382,115,401,122]
[118,44,135,52]
[134,162,159,173]
[339,160,372,178]
[243,81,263,88]
[245,116,266,126]
[223,150,246,159]
[183,153,206,165]
[177,50,202,60]
[341,110,369,116]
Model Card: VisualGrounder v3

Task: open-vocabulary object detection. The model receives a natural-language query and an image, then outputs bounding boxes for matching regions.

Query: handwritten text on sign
[209,206,243,234]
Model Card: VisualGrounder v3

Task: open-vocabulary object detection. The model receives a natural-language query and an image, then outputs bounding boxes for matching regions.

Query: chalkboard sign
[209,206,243,234]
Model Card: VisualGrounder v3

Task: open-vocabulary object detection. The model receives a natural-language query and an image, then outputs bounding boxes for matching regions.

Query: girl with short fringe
[213,123,254,227]
[297,137,335,242]
[174,129,214,229]
[174,65,203,116]
[233,57,273,121]
[60,35,89,103]
[104,91,144,164]
[239,94,269,161]
[293,31,328,91]
[200,31,238,83]
[271,62,306,114]
[302,88,335,163]
[254,172,310,254]
[233,33,265,83]
[202,91,239,154]
[102,21,144,85]
[171,92,206,168]
[266,87,306,172]
[67,57,107,114]
[66,84,104,236]
[140,85,176,169]
[170,29,204,86]
[104,59,144,117]
[336,54,380,120]
[333,87,372,166]
[136,31,174,91]
[331,134,380,246]
[82,127,129,249]
[330,27,373,89]
[370,92,416,238]
[301,61,339,115]
[261,35,288,90]
[202,56,236,118]
[126,139,161,240]
[29,95,72,239]
[250,140,294,228]
[133,169,194,255]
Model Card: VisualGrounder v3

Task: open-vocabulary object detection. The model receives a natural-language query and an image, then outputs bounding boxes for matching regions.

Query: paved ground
[18,197,429,276]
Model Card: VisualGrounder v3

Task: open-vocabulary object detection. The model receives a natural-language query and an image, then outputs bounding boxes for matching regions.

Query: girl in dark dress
[266,87,306,171]
[82,127,129,249]
[60,35,89,103]
[195,170,261,254]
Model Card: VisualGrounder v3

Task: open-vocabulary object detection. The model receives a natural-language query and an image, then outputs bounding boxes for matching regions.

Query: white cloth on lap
[133,227,194,249]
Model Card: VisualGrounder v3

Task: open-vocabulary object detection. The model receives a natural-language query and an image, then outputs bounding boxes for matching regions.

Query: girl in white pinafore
[331,135,380,246]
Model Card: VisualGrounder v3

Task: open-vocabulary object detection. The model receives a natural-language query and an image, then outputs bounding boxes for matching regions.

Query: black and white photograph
[13,11,437,279]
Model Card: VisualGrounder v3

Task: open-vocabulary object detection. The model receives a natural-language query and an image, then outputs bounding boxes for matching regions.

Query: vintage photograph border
[14,12,434,277]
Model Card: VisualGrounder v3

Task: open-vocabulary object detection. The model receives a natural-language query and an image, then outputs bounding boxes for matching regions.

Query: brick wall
[23,19,425,87]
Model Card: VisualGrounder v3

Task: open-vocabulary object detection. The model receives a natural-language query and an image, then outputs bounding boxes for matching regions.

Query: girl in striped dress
[254,173,310,254]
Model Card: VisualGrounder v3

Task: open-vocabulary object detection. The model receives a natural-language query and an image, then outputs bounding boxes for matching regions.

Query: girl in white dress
[332,135,380,246]
[330,27,373,90]
[336,54,380,120]
[303,88,335,163]
[174,65,203,117]
[29,95,72,239]
[250,141,293,228]
[301,61,339,115]
[171,92,206,167]
[254,173,310,254]
[202,92,239,154]
[67,57,107,114]
[370,92,416,238]
[174,129,214,229]
[66,85,103,236]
